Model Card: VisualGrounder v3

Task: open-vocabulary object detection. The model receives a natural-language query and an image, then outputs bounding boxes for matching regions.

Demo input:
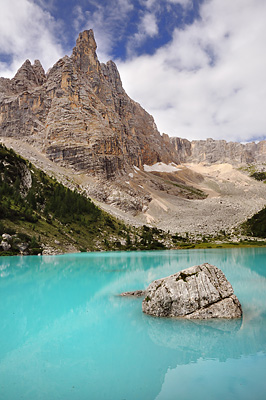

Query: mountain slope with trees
[242,208,266,238]
[0,144,171,255]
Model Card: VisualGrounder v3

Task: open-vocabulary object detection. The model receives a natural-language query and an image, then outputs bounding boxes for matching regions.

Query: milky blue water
[1,248,266,400]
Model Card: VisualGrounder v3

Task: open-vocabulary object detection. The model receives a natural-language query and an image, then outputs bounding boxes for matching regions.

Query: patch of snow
[138,185,144,189]
[125,181,130,185]
[134,166,140,171]
[129,173,134,178]
[143,162,180,173]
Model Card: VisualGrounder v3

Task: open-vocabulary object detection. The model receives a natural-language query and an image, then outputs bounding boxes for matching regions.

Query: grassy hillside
[0,144,170,255]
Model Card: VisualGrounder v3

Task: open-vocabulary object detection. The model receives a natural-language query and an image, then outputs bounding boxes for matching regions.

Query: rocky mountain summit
[0,30,178,180]
[1,29,266,238]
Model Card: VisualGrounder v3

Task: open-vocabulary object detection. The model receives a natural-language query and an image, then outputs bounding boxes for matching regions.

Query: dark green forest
[251,171,266,182]
[242,207,266,238]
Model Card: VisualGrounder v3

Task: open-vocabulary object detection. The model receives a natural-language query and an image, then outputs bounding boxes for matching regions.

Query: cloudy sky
[0,0,265,142]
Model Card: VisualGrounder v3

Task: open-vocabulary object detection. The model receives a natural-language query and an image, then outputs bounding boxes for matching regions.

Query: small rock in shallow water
[119,290,146,297]
[142,263,242,319]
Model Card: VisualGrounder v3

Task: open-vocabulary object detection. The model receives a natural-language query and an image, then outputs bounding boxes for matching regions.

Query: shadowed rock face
[142,263,242,319]
[0,29,179,180]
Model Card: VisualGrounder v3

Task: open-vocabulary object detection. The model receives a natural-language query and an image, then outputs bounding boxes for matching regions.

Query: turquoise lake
[1,248,266,400]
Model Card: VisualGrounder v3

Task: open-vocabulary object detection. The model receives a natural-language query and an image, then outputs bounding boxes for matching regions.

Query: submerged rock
[142,263,242,319]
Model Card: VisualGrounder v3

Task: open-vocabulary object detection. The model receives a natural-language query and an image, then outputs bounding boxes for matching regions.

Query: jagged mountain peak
[12,58,46,90]
[71,29,99,74]
[0,30,178,180]
[75,29,97,51]
[32,59,46,81]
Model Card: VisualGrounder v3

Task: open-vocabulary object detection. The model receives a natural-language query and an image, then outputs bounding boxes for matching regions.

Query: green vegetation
[0,144,170,255]
[250,171,266,182]
[239,164,256,174]
[190,240,266,249]
[242,207,266,238]
[165,179,207,199]
[171,228,266,249]
[239,164,266,183]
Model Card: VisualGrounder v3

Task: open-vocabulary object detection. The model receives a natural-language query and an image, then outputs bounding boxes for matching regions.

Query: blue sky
[0,0,265,142]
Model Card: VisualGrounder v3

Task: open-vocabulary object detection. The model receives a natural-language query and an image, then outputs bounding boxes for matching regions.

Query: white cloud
[143,0,191,8]
[73,5,85,33]
[117,0,266,141]
[73,1,160,60]
[167,0,192,6]
[141,12,158,37]
[142,0,156,9]
[126,11,158,56]
[0,0,63,77]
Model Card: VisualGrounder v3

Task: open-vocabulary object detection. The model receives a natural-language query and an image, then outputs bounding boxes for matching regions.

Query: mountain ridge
[171,137,266,165]
[1,29,266,174]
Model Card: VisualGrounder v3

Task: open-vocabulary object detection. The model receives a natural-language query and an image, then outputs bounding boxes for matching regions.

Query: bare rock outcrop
[171,137,266,165]
[0,29,179,180]
[142,263,242,319]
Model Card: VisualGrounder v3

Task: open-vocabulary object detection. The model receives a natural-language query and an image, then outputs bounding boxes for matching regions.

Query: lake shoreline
[1,239,266,257]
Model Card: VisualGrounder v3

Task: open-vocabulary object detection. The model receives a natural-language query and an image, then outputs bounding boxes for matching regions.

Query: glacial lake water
[1,248,266,400]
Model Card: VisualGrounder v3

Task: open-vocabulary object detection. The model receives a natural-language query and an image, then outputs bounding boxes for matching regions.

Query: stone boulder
[142,263,242,319]
[1,240,11,251]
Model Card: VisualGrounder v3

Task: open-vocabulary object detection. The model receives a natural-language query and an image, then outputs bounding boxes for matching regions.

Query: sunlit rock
[142,263,242,319]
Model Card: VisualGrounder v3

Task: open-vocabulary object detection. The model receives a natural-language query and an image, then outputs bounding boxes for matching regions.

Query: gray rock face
[142,263,242,319]
[0,29,179,180]
[171,137,266,165]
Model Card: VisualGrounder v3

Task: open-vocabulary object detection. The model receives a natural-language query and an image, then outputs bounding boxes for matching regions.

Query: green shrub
[251,172,266,181]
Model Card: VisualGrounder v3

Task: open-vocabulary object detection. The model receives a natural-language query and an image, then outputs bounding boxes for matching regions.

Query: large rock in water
[142,263,242,319]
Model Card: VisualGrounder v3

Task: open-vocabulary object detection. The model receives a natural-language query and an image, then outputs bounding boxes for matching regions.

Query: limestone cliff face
[1,29,265,180]
[171,137,266,165]
[0,30,178,179]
